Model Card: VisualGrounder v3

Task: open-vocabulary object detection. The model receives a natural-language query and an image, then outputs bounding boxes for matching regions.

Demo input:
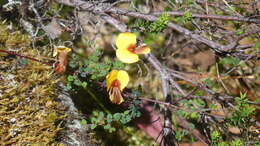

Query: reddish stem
[0,49,53,66]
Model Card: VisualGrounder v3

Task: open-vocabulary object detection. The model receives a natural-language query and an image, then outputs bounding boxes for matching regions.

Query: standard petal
[117,70,129,91]
[116,49,139,64]
[106,70,119,90]
[115,32,137,50]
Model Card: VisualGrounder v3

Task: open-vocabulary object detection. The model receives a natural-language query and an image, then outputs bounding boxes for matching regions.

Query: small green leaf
[209,104,217,110]
[236,29,245,35]
[81,82,87,88]
[103,124,111,129]
[204,78,215,88]
[239,91,247,99]
[219,56,240,67]
[183,11,192,21]
[97,112,104,121]
[195,90,204,96]
[113,61,125,69]
[91,117,97,124]
[135,111,141,118]
[175,130,187,141]
[90,124,97,129]
[125,115,132,123]
[188,0,194,5]
[74,79,82,86]
[177,110,189,118]
[211,130,221,141]
[69,62,78,68]
[113,113,122,121]
[133,99,141,105]
[190,112,199,119]
[107,114,113,123]
[66,83,72,90]
[80,119,87,125]
[109,127,116,133]
[120,118,127,124]
[124,110,130,115]
[194,98,206,107]
[255,42,260,49]
[188,123,195,129]
[230,139,244,146]
[67,75,74,82]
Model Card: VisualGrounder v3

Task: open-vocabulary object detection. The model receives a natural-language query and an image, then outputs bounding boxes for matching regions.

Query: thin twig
[152,11,260,23]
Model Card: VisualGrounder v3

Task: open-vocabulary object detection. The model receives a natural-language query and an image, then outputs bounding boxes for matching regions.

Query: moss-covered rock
[0,21,65,145]
[0,18,100,145]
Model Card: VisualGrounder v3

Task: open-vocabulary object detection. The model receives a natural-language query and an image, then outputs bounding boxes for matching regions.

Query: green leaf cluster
[149,12,170,33]
[79,49,124,80]
[131,12,169,33]
[227,92,256,127]
[204,78,217,88]
[174,11,193,25]
[219,56,240,67]
[175,129,189,141]
[211,130,246,146]
[67,49,125,90]
[89,99,141,133]
[182,98,206,109]
[66,75,88,90]
[177,98,206,120]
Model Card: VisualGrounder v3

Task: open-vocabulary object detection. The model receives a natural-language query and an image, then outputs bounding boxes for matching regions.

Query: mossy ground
[0,21,65,145]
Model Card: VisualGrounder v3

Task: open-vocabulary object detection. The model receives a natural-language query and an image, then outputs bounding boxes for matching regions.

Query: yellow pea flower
[53,46,72,74]
[115,32,151,64]
[106,70,129,104]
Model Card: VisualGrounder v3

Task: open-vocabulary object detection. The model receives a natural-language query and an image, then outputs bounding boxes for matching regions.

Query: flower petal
[116,32,137,50]
[53,46,72,57]
[117,70,129,91]
[135,44,151,54]
[109,87,124,104]
[116,48,139,64]
[106,70,119,90]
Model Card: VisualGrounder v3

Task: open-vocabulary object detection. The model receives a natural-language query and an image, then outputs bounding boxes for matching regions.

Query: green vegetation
[1,0,259,145]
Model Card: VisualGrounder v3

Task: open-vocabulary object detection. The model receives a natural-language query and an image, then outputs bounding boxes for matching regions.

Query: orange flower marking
[127,44,136,53]
[111,79,121,88]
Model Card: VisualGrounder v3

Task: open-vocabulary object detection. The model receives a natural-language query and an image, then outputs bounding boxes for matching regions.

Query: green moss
[5,31,30,48]
[47,112,58,123]
[0,22,9,43]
